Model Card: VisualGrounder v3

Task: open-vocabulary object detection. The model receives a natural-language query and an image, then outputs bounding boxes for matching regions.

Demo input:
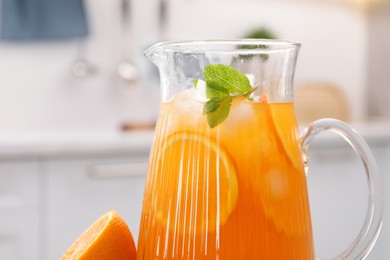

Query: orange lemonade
[137,89,315,259]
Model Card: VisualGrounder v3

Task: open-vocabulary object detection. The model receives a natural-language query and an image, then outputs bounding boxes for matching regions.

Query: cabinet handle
[88,162,148,179]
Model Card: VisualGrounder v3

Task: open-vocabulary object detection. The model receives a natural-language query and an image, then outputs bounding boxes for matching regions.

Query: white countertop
[0,120,389,160]
[0,130,155,160]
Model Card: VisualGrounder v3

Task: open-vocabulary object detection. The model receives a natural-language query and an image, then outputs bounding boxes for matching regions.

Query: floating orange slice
[268,102,304,170]
[155,132,238,235]
[260,102,309,237]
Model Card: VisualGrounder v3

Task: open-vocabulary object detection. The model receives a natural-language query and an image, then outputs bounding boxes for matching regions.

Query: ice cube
[174,88,204,113]
[224,101,256,127]
[194,79,208,102]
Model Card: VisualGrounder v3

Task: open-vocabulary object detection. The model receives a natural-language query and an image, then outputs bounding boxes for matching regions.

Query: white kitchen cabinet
[0,161,40,260]
[44,156,148,260]
[365,146,390,260]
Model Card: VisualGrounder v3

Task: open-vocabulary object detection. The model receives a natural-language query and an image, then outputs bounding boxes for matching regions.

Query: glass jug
[138,40,383,259]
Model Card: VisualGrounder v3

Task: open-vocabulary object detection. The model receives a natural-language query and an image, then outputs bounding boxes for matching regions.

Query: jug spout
[144,42,164,67]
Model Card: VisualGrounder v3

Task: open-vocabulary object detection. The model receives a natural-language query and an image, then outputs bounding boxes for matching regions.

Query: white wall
[0,0,161,135]
[168,0,368,122]
[0,0,368,135]
[368,3,390,118]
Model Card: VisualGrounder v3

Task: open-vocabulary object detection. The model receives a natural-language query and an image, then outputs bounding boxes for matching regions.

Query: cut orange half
[154,132,238,235]
[62,210,136,260]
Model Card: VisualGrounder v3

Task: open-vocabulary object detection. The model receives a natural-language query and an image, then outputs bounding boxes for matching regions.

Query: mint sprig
[194,64,255,128]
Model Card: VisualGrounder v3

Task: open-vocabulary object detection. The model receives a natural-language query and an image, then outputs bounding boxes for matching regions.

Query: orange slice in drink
[62,210,136,260]
[268,103,303,171]
[155,132,238,235]
[259,102,308,237]
[259,90,301,169]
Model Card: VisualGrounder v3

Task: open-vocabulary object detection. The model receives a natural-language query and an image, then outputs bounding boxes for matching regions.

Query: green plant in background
[244,27,277,39]
[238,27,278,61]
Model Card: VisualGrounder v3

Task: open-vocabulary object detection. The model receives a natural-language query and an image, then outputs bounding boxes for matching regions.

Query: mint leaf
[203,97,227,113]
[195,64,255,128]
[205,81,230,99]
[243,86,258,99]
[204,64,252,95]
[204,96,233,128]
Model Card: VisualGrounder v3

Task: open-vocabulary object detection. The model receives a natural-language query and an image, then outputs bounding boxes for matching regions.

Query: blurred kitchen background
[0,0,389,259]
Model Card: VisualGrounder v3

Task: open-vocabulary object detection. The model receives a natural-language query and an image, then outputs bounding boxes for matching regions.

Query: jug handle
[300,119,384,260]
